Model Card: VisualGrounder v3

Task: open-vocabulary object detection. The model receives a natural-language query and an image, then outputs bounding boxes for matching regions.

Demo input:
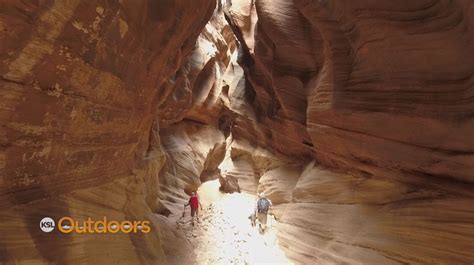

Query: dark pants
[191,207,199,217]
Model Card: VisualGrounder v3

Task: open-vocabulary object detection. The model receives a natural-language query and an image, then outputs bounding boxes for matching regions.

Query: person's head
[191,191,195,196]
[259,192,266,198]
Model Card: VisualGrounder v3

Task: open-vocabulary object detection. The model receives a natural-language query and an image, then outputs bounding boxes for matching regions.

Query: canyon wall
[149,0,238,215]
[0,0,216,263]
[1,0,473,264]
[225,0,474,264]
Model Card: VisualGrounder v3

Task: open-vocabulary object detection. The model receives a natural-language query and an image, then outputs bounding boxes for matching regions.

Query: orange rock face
[0,0,215,263]
[225,0,474,264]
[1,0,474,264]
[298,0,474,185]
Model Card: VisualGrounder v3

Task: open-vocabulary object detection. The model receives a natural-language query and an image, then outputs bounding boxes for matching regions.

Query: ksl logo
[40,217,55,233]
[39,216,151,233]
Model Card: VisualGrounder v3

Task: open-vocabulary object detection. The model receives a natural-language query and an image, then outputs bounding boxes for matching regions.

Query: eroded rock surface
[0,0,216,263]
[224,0,474,264]
[1,0,473,264]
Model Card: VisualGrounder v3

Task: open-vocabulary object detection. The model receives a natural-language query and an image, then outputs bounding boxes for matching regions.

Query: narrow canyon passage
[1,0,473,264]
[176,180,291,264]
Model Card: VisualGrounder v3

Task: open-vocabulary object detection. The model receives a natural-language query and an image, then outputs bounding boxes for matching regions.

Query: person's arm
[197,194,203,209]
[184,198,190,207]
[268,199,274,216]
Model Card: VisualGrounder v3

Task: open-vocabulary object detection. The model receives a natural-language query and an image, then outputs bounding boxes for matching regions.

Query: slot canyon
[1,0,473,264]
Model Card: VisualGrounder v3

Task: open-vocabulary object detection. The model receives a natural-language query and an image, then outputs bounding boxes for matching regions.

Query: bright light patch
[198,33,218,57]
[179,179,292,264]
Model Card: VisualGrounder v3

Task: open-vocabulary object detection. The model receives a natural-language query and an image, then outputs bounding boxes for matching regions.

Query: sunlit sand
[177,180,292,264]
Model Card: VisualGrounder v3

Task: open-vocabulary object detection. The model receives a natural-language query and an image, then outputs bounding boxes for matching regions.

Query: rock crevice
[1,0,473,264]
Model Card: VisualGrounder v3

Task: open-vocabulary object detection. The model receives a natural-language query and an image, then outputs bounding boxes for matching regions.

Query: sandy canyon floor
[175,180,292,264]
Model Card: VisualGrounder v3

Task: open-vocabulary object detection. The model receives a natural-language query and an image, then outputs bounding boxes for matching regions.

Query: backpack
[257,198,270,213]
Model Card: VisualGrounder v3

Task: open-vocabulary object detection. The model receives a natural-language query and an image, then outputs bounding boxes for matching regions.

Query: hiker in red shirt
[184,191,202,226]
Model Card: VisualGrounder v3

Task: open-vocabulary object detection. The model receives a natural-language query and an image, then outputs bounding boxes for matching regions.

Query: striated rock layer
[0,0,216,263]
[225,0,474,264]
[1,0,474,264]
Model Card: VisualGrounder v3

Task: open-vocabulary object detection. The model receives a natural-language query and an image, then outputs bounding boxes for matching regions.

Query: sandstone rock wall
[0,0,215,263]
[229,0,474,184]
[297,0,474,187]
[1,0,474,264]
[147,1,240,212]
[225,0,474,264]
